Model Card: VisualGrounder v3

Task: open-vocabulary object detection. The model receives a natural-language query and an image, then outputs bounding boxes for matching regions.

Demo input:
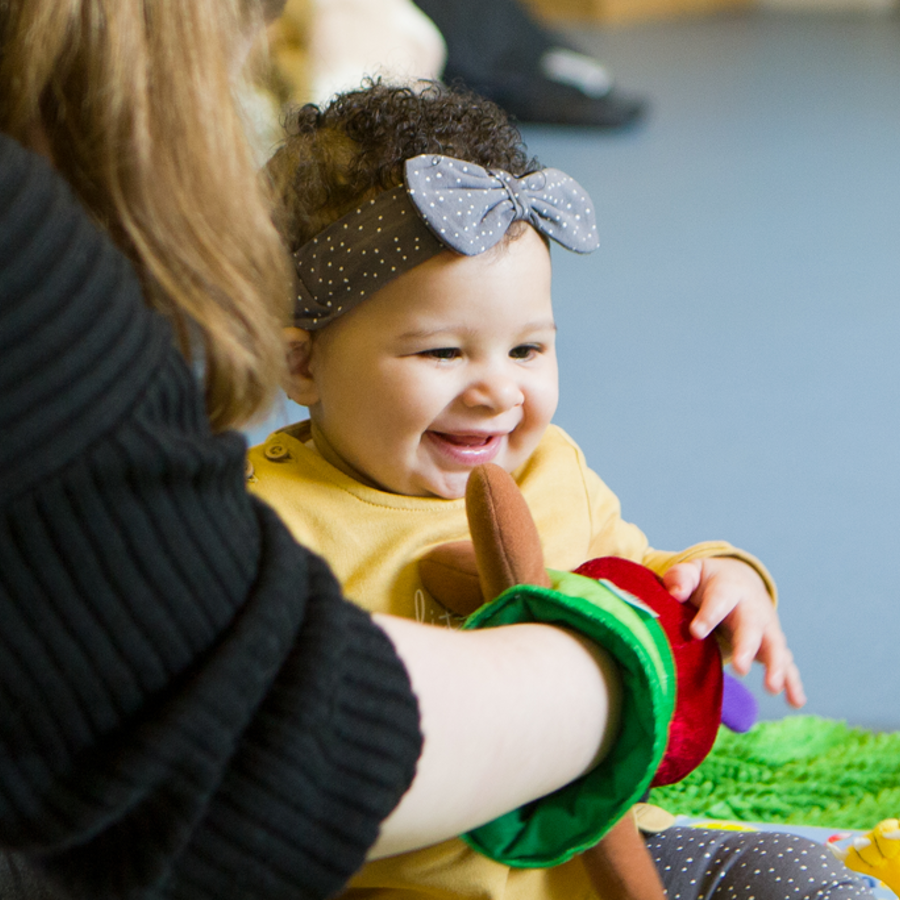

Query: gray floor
[246,10,900,730]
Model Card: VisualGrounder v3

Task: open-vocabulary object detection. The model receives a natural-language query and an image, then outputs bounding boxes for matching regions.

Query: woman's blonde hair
[0,0,292,430]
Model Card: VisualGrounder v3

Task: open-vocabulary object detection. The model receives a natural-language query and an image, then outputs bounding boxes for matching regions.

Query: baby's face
[303,226,558,499]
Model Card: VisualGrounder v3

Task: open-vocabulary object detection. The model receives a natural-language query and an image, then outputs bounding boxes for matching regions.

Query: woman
[0,3,626,897]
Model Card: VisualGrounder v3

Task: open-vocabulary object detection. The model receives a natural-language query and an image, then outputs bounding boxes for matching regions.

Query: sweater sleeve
[0,133,422,900]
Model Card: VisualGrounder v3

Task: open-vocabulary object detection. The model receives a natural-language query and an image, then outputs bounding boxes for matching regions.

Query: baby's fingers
[781,661,806,708]
[663,561,702,603]
[689,589,743,641]
[763,656,806,708]
[756,629,806,706]
[727,618,765,676]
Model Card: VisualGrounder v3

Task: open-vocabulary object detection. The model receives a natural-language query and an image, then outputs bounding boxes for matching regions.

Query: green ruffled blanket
[649,715,900,829]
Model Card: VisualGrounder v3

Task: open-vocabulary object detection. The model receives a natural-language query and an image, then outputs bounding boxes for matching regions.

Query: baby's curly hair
[265,80,539,252]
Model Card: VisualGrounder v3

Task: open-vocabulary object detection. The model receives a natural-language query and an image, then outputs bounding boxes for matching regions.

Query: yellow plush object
[836,819,900,897]
[236,0,311,164]
[263,0,445,109]
[267,0,312,105]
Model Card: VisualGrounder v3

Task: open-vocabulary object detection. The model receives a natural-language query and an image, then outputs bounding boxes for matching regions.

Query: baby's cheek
[507,424,547,471]
[530,391,559,438]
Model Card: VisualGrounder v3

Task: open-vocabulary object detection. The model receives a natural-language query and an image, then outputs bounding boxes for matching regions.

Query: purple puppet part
[721,672,758,733]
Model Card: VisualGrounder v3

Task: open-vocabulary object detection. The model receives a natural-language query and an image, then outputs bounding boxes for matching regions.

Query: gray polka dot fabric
[293,186,444,330]
[292,153,599,329]
[646,827,876,900]
[404,154,599,256]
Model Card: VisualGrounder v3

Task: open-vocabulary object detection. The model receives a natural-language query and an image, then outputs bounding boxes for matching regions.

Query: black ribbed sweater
[0,134,422,900]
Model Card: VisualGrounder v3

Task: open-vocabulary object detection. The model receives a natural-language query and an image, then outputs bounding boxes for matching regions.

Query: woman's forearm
[368,615,622,859]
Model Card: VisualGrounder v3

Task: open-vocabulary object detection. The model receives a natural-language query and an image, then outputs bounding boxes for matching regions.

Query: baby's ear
[283,326,319,406]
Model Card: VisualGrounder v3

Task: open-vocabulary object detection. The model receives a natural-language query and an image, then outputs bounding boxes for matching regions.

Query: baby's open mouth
[425,431,504,465]
[432,432,496,446]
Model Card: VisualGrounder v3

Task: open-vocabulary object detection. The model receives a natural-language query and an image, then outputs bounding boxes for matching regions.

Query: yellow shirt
[247,421,774,900]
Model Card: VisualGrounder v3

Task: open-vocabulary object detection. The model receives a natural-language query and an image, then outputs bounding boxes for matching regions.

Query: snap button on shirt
[264,442,291,462]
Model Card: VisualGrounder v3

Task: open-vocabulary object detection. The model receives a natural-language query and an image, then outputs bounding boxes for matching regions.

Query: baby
[249,81,866,900]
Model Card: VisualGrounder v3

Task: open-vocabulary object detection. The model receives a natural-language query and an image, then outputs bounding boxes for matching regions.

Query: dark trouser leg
[414,0,552,92]
[412,0,645,127]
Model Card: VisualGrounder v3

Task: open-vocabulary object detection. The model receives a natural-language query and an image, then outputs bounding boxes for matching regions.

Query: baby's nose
[462,375,524,412]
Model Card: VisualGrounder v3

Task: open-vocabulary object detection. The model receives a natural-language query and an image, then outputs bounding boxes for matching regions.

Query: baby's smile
[424,430,505,467]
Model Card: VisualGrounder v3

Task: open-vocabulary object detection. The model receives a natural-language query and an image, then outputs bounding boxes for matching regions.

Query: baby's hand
[662,558,806,708]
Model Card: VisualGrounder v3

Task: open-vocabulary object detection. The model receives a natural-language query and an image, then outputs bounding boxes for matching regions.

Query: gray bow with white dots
[292,154,598,329]
[405,154,599,256]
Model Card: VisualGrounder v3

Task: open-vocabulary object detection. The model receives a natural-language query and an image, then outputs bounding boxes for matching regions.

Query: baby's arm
[663,558,806,708]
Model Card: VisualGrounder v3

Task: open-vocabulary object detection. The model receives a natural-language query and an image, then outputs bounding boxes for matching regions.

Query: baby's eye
[509,343,542,361]
[421,347,461,361]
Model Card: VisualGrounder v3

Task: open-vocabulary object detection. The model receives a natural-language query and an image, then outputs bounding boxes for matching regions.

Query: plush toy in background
[832,819,900,897]
[420,463,754,900]
[242,0,446,165]
[265,0,445,108]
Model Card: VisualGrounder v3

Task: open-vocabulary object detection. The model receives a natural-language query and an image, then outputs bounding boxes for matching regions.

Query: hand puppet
[419,462,753,898]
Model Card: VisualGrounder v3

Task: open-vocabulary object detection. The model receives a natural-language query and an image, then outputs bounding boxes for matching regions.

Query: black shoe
[498,76,646,128]
[474,47,647,129]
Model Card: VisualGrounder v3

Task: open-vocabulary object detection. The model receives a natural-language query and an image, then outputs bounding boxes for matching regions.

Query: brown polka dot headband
[293,154,599,329]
